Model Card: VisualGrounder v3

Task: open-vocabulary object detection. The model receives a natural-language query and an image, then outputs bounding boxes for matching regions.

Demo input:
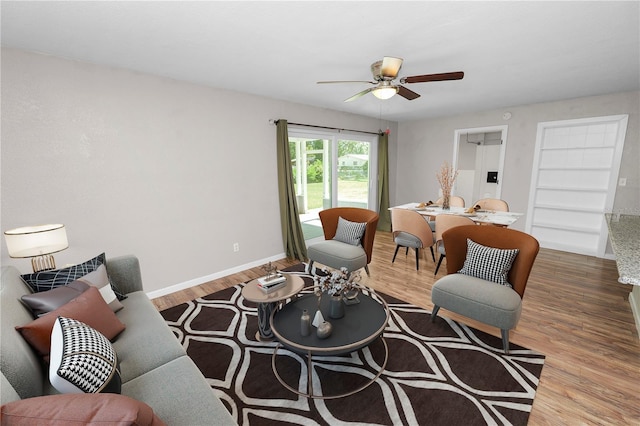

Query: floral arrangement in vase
[436,161,458,210]
[313,266,361,296]
[312,266,362,320]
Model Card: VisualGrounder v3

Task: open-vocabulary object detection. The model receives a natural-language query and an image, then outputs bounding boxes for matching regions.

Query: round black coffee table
[270,286,389,399]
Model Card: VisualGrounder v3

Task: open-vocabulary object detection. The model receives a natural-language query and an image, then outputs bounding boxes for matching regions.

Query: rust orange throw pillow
[16,287,125,360]
[1,394,166,426]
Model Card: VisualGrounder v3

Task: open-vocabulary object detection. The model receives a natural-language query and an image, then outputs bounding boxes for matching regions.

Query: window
[288,128,377,241]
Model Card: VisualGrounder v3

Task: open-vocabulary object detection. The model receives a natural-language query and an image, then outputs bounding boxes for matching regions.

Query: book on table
[257,273,286,289]
[259,281,286,293]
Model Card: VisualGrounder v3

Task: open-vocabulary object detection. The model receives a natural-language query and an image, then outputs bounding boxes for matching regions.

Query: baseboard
[146,252,287,300]
[629,285,640,339]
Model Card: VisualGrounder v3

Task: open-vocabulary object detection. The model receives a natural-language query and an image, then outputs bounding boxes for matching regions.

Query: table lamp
[4,224,69,272]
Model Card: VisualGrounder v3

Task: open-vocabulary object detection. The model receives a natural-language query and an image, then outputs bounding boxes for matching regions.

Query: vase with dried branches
[436,161,458,210]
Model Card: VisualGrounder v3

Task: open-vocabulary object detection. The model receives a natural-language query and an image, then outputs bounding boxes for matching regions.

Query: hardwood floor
[152,230,640,425]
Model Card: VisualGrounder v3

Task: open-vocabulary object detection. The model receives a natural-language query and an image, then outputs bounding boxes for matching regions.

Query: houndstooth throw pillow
[49,316,121,394]
[458,239,519,287]
[333,216,367,246]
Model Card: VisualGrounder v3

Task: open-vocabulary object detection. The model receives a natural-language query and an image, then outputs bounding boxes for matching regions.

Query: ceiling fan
[317,56,464,102]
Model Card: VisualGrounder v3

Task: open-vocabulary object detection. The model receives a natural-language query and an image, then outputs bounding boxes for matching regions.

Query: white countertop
[605,213,640,286]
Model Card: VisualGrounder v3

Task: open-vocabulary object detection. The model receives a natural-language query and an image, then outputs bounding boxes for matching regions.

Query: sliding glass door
[289,128,377,241]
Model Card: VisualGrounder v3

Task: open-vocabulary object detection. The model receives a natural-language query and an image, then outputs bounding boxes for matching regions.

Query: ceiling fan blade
[397,85,421,100]
[317,80,376,84]
[401,71,464,84]
[380,56,403,78]
[344,87,374,102]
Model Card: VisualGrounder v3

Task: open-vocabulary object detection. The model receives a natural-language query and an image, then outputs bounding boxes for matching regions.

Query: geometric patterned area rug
[160,263,545,425]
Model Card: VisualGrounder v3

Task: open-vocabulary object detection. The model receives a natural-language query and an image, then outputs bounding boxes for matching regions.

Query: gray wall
[395,91,640,233]
[0,48,398,294]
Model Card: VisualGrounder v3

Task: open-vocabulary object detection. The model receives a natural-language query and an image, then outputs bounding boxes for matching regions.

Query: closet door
[526,115,628,257]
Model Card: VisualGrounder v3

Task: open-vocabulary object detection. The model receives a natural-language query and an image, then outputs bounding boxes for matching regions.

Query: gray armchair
[307,207,379,276]
[431,225,539,353]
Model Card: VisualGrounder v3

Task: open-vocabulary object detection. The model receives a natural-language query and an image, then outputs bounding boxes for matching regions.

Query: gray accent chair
[307,207,379,276]
[431,225,539,353]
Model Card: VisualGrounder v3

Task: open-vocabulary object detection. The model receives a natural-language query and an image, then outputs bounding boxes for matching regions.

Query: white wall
[3,47,637,295]
[395,91,640,236]
[0,48,398,294]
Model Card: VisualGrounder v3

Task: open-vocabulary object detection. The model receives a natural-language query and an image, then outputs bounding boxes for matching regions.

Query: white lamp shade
[4,224,69,258]
[372,86,398,100]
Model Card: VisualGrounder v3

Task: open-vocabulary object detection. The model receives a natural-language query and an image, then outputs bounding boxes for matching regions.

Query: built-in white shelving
[526,115,628,257]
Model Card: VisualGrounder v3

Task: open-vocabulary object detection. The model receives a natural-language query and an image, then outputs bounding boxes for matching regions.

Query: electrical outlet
[233,243,239,252]
[618,178,627,186]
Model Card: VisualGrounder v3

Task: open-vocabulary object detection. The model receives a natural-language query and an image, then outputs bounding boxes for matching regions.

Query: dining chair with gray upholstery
[390,208,435,270]
[428,196,466,232]
[472,198,509,212]
[436,196,465,208]
[433,214,475,275]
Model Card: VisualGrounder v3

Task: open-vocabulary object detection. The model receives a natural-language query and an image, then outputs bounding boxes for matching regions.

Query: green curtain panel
[276,120,308,260]
[377,132,391,231]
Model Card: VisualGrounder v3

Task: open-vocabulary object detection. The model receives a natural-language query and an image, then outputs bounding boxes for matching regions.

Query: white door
[526,115,628,257]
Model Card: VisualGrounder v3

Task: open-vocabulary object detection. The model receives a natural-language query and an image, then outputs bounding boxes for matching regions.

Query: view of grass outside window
[305,180,368,209]
[289,136,371,239]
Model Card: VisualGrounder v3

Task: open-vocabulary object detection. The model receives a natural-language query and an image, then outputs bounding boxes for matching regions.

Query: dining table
[390,203,523,227]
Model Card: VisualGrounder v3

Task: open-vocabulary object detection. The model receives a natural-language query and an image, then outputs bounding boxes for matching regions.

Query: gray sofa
[1,255,235,425]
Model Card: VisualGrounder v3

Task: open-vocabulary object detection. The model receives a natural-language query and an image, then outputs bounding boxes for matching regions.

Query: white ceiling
[2,1,639,122]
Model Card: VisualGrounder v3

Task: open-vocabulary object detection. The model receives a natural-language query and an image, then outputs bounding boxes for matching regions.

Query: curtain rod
[270,119,383,136]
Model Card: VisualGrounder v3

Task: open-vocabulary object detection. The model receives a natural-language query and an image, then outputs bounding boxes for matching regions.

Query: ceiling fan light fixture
[380,56,403,78]
[372,86,398,100]
[324,57,462,102]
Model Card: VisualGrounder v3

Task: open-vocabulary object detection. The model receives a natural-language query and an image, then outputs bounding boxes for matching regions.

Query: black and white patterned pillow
[49,316,121,394]
[21,253,126,301]
[333,216,367,246]
[458,239,519,287]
